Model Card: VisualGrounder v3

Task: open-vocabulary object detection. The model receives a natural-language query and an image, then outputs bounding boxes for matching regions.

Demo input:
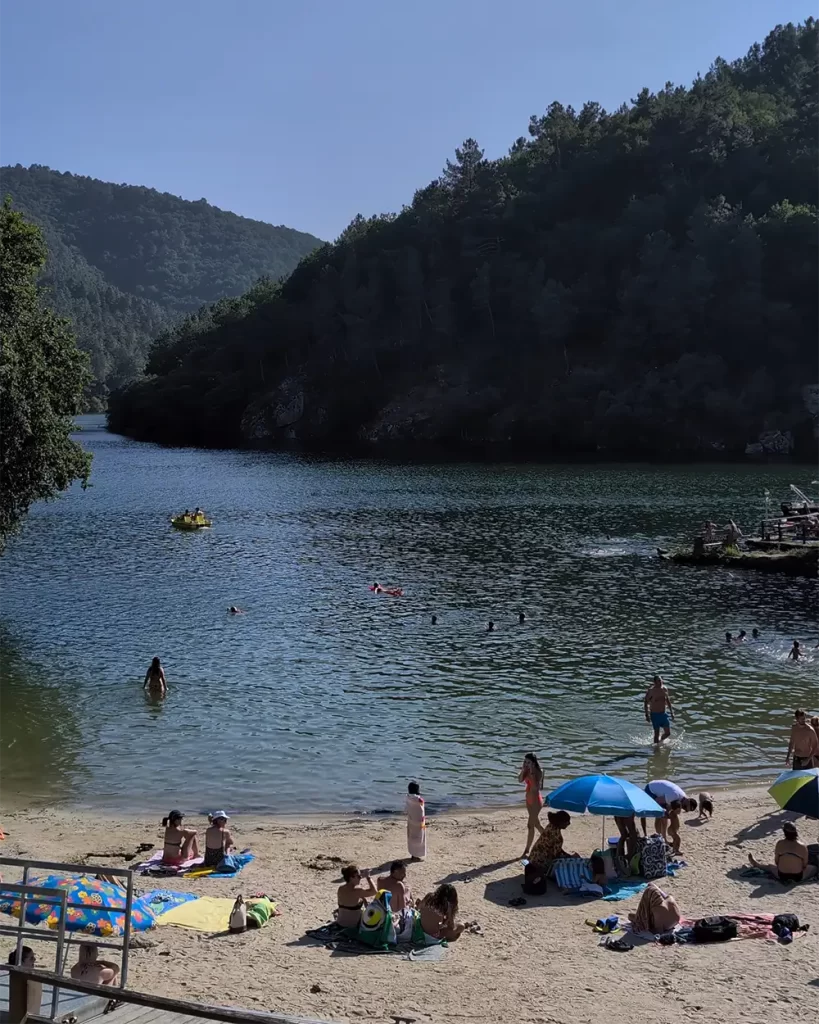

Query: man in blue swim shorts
[644,675,675,744]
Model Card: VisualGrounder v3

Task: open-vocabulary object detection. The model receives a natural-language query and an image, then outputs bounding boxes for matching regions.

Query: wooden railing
[3,967,335,1024]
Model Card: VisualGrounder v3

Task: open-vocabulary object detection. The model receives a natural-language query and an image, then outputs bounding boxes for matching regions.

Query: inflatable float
[171,512,212,530]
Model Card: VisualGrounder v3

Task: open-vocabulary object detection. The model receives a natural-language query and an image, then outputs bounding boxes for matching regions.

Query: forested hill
[0,165,321,406]
[110,22,818,457]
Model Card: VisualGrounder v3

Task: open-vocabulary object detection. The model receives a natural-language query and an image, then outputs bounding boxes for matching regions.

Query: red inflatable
[369,584,404,597]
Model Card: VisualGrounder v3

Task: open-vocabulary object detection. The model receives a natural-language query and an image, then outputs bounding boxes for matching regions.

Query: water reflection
[0,628,89,805]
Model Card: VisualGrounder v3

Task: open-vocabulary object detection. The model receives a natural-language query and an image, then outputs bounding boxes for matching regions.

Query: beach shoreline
[1,786,817,1024]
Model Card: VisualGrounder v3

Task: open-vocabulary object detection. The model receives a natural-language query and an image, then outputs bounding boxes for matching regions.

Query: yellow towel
[155,897,237,932]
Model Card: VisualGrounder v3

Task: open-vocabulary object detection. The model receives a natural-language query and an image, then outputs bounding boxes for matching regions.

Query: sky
[0,0,814,240]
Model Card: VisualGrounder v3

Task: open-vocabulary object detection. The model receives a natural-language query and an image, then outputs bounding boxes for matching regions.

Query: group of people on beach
[160,809,235,869]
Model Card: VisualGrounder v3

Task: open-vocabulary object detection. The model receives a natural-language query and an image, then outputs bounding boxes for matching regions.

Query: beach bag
[522,862,547,895]
[229,896,247,933]
[772,914,799,936]
[639,835,667,880]
[693,916,737,943]
[217,853,239,874]
[357,890,396,949]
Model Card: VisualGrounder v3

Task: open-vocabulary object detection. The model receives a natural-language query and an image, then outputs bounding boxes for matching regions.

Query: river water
[1,416,816,816]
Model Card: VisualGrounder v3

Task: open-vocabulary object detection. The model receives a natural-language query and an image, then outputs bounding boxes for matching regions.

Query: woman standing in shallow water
[143,657,167,697]
[519,752,545,858]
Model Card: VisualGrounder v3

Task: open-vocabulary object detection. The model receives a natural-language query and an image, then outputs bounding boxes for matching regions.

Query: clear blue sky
[1,0,813,240]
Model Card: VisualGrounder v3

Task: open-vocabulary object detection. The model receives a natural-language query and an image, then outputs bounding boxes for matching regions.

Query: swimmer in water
[787,640,801,662]
[143,657,167,697]
[737,630,747,642]
[752,628,760,639]
[431,614,438,625]
[725,632,733,643]
[486,621,495,633]
[228,606,242,614]
[518,612,526,624]
[644,674,675,744]
[372,582,383,594]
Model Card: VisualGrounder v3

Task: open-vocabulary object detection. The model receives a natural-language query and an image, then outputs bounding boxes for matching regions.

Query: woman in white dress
[406,780,426,861]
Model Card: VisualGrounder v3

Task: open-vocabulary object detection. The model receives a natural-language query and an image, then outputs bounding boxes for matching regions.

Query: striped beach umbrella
[768,768,819,818]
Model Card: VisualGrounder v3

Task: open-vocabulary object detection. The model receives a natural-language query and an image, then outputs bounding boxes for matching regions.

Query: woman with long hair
[160,810,199,865]
[529,809,575,870]
[420,883,464,943]
[518,752,544,858]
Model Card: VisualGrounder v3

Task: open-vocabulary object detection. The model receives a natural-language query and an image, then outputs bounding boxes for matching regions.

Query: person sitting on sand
[143,656,167,697]
[786,709,819,769]
[419,884,464,943]
[377,860,412,912]
[337,864,377,929]
[628,882,681,935]
[748,822,818,884]
[529,810,577,871]
[70,944,119,986]
[161,810,199,865]
[204,812,234,868]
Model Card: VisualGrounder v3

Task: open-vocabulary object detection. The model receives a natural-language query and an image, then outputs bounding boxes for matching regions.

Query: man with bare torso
[644,675,675,744]
[787,709,819,769]
[377,860,412,912]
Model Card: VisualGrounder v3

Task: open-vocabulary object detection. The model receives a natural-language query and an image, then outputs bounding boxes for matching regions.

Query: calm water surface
[1,417,816,814]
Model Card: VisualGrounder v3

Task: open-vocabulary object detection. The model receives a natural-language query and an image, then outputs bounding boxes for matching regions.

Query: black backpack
[693,916,738,943]
[522,862,547,895]
[772,914,800,935]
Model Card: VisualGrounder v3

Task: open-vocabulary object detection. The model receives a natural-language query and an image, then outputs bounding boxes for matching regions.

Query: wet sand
[1,787,817,1024]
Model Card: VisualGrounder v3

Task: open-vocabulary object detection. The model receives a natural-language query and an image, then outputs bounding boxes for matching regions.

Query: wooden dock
[5,968,336,1024]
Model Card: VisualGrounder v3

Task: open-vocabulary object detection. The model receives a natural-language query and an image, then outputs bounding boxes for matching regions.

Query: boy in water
[644,675,675,744]
[787,640,801,662]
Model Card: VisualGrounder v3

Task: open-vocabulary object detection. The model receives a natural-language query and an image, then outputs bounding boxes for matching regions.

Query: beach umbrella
[768,768,819,819]
[546,774,665,845]
[0,873,156,936]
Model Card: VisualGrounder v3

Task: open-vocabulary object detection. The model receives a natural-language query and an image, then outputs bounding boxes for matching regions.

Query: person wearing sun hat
[204,811,234,868]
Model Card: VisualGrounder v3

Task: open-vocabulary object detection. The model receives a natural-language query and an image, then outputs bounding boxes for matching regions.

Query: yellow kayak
[171,514,212,530]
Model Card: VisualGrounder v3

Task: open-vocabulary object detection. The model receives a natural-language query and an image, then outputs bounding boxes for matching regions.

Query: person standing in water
[406,781,426,861]
[644,675,675,744]
[143,657,167,697]
[787,640,801,662]
[518,752,545,858]
[786,709,819,769]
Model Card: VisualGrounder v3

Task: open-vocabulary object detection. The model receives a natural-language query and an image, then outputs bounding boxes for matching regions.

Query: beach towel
[602,880,648,902]
[138,851,204,876]
[142,889,199,915]
[553,858,592,889]
[304,921,446,960]
[155,896,275,932]
[183,851,254,878]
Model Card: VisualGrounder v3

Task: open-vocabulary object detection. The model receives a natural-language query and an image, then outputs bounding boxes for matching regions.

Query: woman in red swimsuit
[518,752,545,858]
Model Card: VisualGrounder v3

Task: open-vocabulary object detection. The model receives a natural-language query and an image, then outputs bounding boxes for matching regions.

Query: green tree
[0,200,91,551]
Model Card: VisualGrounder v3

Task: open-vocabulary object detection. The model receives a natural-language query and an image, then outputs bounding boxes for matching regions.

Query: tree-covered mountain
[110,22,818,457]
[0,165,321,407]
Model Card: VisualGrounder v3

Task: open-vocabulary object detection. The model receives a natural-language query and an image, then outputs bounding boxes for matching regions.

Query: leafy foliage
[0,165,322,407]
[0,201,91,551]
[110,22,818,456]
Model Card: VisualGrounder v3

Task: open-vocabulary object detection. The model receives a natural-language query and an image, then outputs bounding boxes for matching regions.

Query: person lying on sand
[337,864,377,929]
[377,860,413,912]
[70,944,119,986]
[628,882,681,935]
[161,810,198,865]
[748,822,818,884]
[419,884,464,943]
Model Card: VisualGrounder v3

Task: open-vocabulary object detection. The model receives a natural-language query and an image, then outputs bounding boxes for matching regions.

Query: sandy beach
[1,788,817,1024]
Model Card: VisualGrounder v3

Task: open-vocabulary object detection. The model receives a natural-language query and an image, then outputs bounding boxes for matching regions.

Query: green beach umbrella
[768,768,819,818]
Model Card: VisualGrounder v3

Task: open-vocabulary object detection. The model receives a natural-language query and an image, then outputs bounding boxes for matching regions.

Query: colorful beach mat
[138,850,254,878]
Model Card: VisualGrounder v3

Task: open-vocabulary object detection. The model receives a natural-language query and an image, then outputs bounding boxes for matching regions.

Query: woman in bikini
[419,884,464,943]
[143,657,167,697]
[336,864,377,929]
[518,752,545,858]
[161,810,199,866]
[203,812,234,868]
